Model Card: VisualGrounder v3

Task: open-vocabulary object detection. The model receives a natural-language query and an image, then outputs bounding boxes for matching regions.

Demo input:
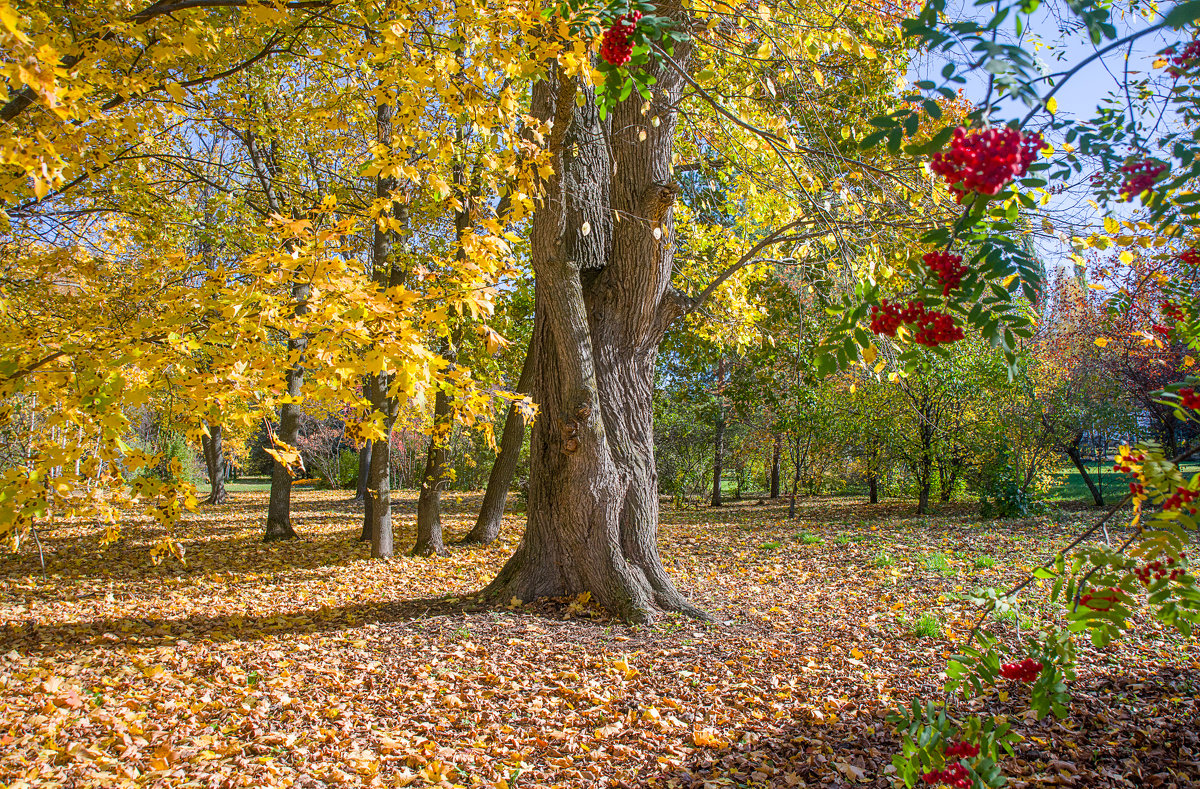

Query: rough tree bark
[770,433,781,499]
[361,98,405,559]
[481,13,705,621]
[710,356,724,507]
[867,471,879,504]
[201,423,228,505]
[460,343,534,545]
[414,368,453,557]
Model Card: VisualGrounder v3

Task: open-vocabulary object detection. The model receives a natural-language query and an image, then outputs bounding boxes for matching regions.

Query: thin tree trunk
[481,28,703,622]
[788,432,801,518]
[460,341,534,545]
[356,441,372,505]
[770,433,781,499]
[868,470,879,504]
[201,424,228,505]
[414,366,452,556]
[1064,432,1104,506]
[710,357,724,507]
[366,378,396,559]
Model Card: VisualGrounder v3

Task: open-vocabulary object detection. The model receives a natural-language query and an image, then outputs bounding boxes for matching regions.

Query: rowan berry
[924,251,968,296]
[930,126,1044,203]
[999,657,1042,682]
[1118,160,1167,201]
[1179,387,1200,410]
[1164,40,1200,77]
[599,11,642,66]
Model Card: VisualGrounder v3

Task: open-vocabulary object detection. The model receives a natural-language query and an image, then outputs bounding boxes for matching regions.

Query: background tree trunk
[482,18,703,621]
[710,356,724,507]
[1064,432,1104,506]
[414,373,452,557]
[361,97,404,558]
[461,342,534,545]
[264,358,304,542]
[201,424,228,505]
[770,433,781,499]
[356,441,372,505]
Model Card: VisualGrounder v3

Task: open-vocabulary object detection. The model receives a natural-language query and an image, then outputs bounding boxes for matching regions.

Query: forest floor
[1,491,1197,789]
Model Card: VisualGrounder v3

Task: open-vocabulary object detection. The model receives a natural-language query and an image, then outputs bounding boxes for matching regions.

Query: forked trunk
[482,19,703,622]
[461,343,533,545]
[202,424,228,505]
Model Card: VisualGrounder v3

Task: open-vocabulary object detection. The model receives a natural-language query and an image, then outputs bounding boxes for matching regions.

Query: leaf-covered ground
[1,491,1197,788]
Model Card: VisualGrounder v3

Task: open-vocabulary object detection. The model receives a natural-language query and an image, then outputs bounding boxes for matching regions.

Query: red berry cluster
[931,126,1044,203]
[1129,480,1146,497]
[1118,160,1167,201]
[944,742,980,759]
[924,251,968,296]
[1112,446,1146,473]
[1134,553,1187,585]
[999,657,1042,682]
[599,11,642,66]
[1079,587,1121,611]
[1164,40,1200,77]
[869,300,963,346]
[1165,484,1198,513]
[922,762,971,788]
[1179,248,1200,268]
[1179,387,1200,410]
[1162,301,1186,323]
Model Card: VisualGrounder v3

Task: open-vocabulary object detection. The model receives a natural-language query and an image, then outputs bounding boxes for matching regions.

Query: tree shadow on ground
[2,592,525,656]
[666,664,1198,788]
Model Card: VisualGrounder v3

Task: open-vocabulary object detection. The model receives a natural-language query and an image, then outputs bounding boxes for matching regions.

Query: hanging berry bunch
[599,11,641,65]
[1118,159,1167,202]
[586,2,686,117]
[997,657,1042,682]
[1163,40,1200,77]
[1178,248,1200,268]
[1134,553,1188,584]
[1078,587,1122,611]
[921,761,971,788]
[870,299,964,347]
[930,126,1045,203]
[1177,386,1200,410]
[924,251,967,296]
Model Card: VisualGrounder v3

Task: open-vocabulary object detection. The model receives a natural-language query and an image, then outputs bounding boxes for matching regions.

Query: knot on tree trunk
[559,402,592,455]
[641,182,678,226]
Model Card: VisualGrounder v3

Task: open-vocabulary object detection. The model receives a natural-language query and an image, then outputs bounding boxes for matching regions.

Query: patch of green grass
[924,553,955,574]
[760,541,782,551]
[993,608,1018,623]
[873,551,895,568]
[849,533,873,543]
[973,555,996,569]
[912,613,944,639]
[796,531,823,545]
[834,533,852,546]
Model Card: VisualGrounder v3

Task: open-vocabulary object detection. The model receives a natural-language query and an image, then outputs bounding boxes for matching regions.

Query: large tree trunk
[710,356,725,507]
[481,24,703,622]
[867,470,879,504]
[264,363,303,541]
[460,342,534,545]
[201,423,228,505]
[361,98,404,557]
[770,433,781,499]
[414,375,452,557]
[1064,432,1104,506]
[365,378,396,559]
